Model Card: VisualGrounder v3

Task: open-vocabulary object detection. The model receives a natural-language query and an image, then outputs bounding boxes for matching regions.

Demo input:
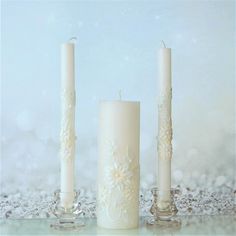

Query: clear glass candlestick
[50,189,85,231]
[147,187,181,227]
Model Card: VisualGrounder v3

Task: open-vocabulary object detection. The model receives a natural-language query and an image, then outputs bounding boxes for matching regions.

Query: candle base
[147,187,181,227]
[50,189,85,231]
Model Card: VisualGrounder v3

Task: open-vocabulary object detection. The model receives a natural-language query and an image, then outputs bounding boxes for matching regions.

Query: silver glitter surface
[0,186,235,219]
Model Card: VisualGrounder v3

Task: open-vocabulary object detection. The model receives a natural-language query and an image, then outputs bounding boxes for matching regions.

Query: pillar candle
[60,42,76,209]
[158,42,172,206]
[97,101,140,229]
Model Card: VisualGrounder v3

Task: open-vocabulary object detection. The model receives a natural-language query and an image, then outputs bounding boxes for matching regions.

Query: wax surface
[97,101,140,229]
[60,43,76,208]
[158,47,172,202]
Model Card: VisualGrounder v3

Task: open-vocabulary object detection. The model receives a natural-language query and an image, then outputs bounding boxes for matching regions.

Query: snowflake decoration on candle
[106,163,133,191]
[97,142,139,221]
[105,145,138,191]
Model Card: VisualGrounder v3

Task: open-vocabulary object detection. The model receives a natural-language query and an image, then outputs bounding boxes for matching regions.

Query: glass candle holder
[147,187,181,227]
[50,189,85,231]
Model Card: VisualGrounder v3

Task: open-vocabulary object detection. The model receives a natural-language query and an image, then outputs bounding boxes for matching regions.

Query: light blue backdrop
[1,0,235,193]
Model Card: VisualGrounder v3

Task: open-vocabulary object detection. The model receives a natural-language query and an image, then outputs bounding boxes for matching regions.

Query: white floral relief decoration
[97,141,139,222]
[61,89,76,107]
[158,88,173,160]
[60,89,76,162]
[60,128,75,162]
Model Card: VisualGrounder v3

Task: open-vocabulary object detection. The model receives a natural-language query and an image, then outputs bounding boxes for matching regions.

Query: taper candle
[158,41,172,206]
[60,41,76,209]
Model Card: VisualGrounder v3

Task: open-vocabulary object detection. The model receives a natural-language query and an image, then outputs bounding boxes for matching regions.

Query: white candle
[158,41,172,206]
[97,101,140,229]
[60,42,76,209]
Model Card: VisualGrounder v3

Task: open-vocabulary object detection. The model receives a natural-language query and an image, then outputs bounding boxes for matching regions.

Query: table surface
[0,216,235,235]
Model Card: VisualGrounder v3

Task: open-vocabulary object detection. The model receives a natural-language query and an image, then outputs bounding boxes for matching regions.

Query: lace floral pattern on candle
[60,89,76,162]
[158,117,172,160]
[97,141,139,223]
[158,89,173,160]
[60,128,75,162]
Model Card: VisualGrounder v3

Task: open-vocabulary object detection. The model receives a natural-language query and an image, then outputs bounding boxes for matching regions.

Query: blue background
[1,0,235,192]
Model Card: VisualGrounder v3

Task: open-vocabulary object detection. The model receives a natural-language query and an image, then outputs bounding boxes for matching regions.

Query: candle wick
[119,90,122,100]
[161,40,166,48]
[69,37,77,44]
